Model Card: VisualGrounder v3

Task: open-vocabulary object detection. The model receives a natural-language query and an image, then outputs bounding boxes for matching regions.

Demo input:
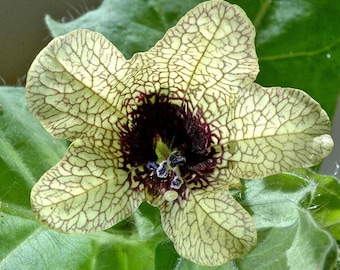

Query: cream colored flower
[25,0,333,266]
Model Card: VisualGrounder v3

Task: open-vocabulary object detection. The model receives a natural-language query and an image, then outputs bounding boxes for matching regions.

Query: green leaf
[235,174,338,270]
[0,87,68,208]
[90,230,156,270]
[155,240,180,270]
[0,205,157,270]
[314,176,340,240]
[0,212,94,270]
[241,172,317,229]
[253,0,340,118]
[294,169,340,241]
[236,209,337,270]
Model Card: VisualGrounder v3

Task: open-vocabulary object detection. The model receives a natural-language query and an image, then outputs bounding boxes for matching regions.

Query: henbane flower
[25,0,333,266]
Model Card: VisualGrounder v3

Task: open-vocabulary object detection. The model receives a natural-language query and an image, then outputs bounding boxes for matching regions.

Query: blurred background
[0,0,102,85]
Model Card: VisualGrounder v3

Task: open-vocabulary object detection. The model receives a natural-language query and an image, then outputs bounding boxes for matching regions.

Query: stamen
[168,151,186,167]
[170,176,182,189]
[146,161,158,171]
[146,151,186,200]
[156,160,168,178]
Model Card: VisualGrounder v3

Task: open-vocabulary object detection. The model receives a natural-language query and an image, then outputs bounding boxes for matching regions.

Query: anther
[156,160,168,178]
[146,161,158,171]
[168,151,186,167]
[170,176,182,189]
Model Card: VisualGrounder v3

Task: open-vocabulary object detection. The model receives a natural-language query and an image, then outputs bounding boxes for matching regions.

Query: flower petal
[225,83,334,179]
[133,0,258,107]
[26,29,129,141]
[31,139,143,233]
[159,187,256,266]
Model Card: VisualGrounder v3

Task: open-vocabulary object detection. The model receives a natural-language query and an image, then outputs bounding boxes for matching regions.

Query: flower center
[146,150,186,202]
[120,95,217,203]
